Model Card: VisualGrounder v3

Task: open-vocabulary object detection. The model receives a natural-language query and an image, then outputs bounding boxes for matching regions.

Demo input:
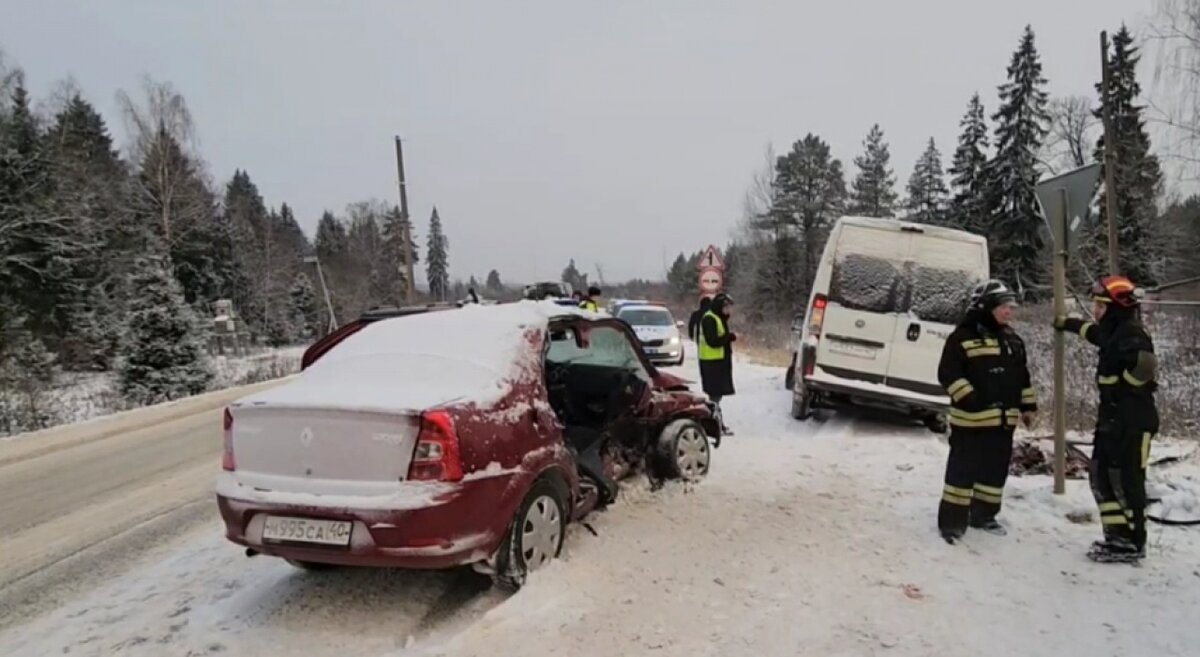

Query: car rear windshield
[830,254,974,324]
[618,309,674,326]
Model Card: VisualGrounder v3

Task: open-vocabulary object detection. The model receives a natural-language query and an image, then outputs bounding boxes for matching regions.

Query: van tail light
[408,410,464,482]
[808,294,828,337]
[803,294,829,378]
[221,407,236,471]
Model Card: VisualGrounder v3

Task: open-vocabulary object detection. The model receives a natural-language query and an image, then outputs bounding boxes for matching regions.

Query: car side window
[546,326,652,382]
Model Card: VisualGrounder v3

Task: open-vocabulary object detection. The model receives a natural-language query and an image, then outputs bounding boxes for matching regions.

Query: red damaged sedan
[216,301,719,588]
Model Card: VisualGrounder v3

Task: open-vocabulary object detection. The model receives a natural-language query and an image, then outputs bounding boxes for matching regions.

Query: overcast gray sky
[0,0,1155,284]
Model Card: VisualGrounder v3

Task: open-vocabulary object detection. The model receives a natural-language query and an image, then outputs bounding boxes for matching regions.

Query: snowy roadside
[2,346,305,439]
[1,360,1197,657]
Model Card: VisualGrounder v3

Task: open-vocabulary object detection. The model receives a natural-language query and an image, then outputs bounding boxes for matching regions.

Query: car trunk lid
[229,402,421,494]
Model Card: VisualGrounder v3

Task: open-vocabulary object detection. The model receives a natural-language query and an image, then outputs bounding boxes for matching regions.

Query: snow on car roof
[238,301,586,413]
[617,304,672,314]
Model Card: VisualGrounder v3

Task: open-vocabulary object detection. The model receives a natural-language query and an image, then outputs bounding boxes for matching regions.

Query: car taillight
[408,410,463,482]
[221,407,236,471]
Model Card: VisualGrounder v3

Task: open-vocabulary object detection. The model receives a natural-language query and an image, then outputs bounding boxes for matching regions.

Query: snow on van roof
[835,216,987,244]
[237,301,584,413]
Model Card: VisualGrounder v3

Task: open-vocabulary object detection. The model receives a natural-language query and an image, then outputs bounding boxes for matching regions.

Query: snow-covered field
[26,347,306,433]
[2,360,1198,657]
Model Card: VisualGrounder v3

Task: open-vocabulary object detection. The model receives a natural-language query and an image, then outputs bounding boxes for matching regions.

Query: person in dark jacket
[688,296,712,342]
[1055,275,1158,563]
[699,293,736,435]
[937,279,1036,544]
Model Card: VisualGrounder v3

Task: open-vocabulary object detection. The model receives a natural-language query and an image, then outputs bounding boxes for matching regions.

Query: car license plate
[829,342,877,360]
[262,516,352,546]
[645,348,660,355]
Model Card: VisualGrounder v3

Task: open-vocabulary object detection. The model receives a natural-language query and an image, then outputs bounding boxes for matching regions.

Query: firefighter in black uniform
[1055,275,1158,563]
[937,279,1037,544]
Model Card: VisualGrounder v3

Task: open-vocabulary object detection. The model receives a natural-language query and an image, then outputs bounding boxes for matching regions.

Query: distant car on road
[616,303,686,367]
[216,302,719,589]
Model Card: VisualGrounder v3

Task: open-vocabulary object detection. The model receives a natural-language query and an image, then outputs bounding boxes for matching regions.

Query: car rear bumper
[215,474,521,570]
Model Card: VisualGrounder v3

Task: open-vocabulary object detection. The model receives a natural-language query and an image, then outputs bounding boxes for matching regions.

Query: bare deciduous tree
[1149,0,1200,177]
[117,77,211,246]
[1042,96,1097,174]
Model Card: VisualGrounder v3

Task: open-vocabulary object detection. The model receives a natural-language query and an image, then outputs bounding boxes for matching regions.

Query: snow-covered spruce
[116,252,214,406]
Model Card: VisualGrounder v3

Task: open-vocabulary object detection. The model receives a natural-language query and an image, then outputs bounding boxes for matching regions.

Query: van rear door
[815,223,911,384]
[884,230,986,397]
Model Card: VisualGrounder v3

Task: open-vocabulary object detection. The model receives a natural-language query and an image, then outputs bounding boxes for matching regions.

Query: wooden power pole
[394,136,416,304]
[1100,31,1120,276]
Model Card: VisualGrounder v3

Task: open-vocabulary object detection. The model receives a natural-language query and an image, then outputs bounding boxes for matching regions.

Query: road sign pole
[1035,163,1101,496]
[1052,187,1068,495]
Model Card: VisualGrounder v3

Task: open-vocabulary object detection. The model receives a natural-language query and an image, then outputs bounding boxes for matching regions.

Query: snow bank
[239,302,584,413]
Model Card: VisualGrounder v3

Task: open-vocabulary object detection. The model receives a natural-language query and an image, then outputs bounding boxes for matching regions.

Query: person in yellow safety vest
[698,293,736,436]
[579,286,602,313]
[936,279,1036,545]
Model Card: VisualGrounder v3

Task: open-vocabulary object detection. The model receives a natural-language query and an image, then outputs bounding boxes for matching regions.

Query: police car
[615,303,686,366]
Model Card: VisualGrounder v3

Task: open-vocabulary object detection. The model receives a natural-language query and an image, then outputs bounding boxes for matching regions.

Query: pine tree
[905,138,949,225]
[754,134,847,319]
[425,206,450,301]
[947,94,991,233]
[288,272,320,340]
[117,251,213,406]
[42,94,129,368]
[1091,26,1164,284]
[0,80,71,345]
[221,170,269,330]
[666,252,695,300]
[485,269,503,293]
[984,25,1051,296]
[850,124,898,217]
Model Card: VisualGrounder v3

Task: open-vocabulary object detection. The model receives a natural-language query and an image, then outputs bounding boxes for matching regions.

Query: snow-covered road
[2,360,1198,657]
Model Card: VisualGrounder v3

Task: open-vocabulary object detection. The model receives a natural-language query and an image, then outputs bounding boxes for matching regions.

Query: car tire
[784,353,797,390]
[494,478,567,592]
[286,559,337,572]
[791,384,813,420]
[653,419,711,481]
[675,351,685,367]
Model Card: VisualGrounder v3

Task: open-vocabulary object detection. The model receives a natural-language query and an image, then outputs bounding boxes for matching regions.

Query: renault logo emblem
[300,427,313,446]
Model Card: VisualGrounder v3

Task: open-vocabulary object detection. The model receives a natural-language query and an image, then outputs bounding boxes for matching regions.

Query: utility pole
[303,255,338,333]
[395,136,417,304]
[1100,31,1120,275]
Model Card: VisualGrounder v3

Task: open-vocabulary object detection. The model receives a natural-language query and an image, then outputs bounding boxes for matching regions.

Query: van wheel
[791,385,813,420]
[784,354,796,390]
[494,479,567,592]
[923,414,948,435]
